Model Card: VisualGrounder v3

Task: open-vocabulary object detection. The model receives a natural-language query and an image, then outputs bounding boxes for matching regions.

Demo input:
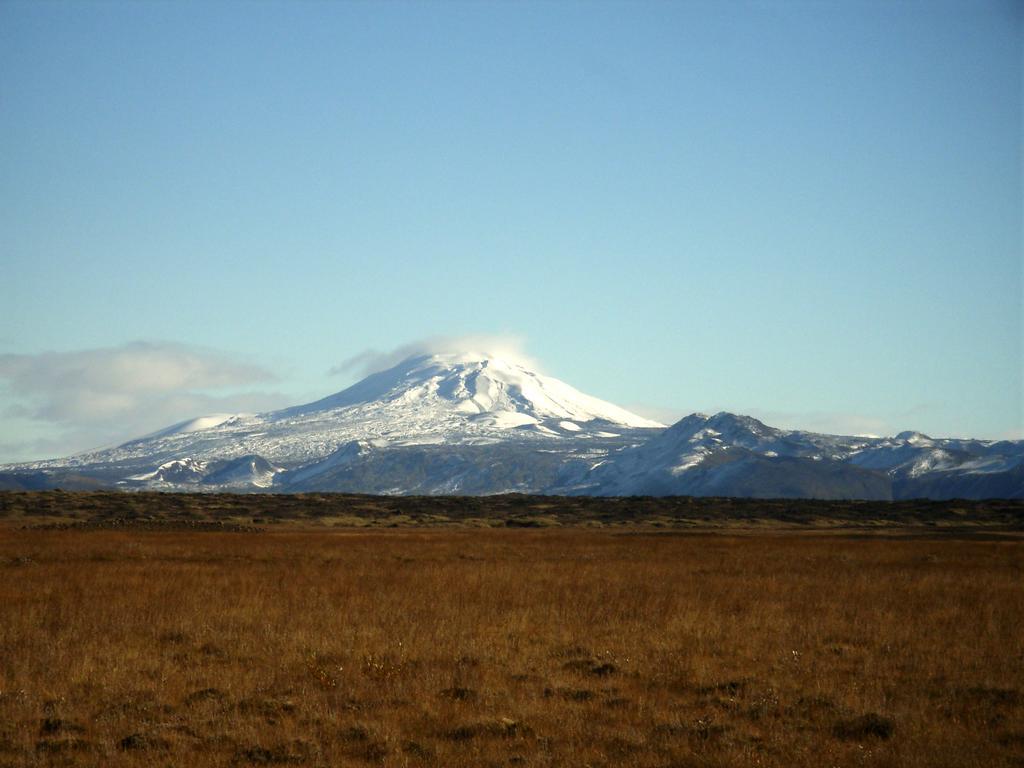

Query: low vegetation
[0,499,1022,766]
[2,490,1022,532]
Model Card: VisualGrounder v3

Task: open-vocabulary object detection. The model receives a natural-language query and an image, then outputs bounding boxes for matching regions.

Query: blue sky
[1,0,1021,461]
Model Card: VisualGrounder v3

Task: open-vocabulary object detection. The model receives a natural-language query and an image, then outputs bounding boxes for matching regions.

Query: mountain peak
[707,412,772,433]
[285,352,664,430]
[665,411,773,440]
[895,430,933,445]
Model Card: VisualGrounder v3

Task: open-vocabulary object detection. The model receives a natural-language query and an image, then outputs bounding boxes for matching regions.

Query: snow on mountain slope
[569,412,1024,499]
[282,353,661,428]
[201,455,284,489]
[12,352,662,479]
[127,458,209,485]
[284,441,373,486]
[134,414,241,441]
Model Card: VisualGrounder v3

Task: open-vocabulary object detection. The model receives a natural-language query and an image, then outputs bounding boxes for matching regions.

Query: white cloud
[0,341,289,462]
[330,334,539,378]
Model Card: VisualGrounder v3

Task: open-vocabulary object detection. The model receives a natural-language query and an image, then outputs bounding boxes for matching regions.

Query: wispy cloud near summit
[330,335,540,378]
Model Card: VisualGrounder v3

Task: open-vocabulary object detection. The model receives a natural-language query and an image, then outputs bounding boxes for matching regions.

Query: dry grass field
[1,503,1022,766]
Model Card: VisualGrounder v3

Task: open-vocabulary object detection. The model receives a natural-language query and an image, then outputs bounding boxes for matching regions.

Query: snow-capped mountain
[0,352,663,493]
[95,352,659,465]
[0,353,1020,499]
[565,412,1024,500]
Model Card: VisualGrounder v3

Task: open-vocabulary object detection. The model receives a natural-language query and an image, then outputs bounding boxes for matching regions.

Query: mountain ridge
[1,353,1020,499]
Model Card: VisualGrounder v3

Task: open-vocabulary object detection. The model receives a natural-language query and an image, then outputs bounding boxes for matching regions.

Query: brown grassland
[0,493,1022,767]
